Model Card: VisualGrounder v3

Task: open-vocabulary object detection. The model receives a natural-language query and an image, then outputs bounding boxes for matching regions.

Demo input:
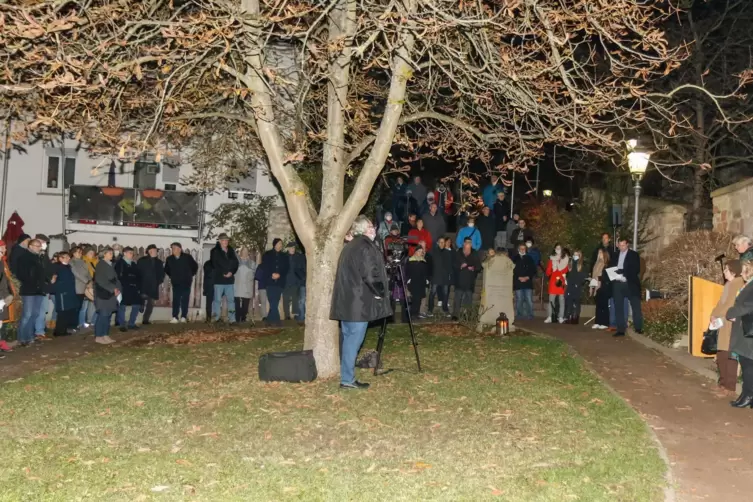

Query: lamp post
[626,139,651,248]
[542,189,553,198]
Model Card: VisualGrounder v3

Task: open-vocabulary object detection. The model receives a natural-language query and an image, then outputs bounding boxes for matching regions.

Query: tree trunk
[690,165,706,229]
[303,237,344,378]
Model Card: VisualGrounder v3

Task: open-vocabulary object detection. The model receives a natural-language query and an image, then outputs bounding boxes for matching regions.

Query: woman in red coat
[545,244,569,323]
[407,218,432,256]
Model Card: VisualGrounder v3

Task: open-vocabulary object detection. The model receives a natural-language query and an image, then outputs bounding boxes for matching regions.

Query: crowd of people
[0,231,308,353]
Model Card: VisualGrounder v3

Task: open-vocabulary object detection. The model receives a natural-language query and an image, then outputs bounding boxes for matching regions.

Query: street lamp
[627,139,651,248]
[543,189,553,197]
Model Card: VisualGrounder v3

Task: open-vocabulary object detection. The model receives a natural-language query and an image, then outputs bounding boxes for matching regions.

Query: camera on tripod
[385,238,408,267]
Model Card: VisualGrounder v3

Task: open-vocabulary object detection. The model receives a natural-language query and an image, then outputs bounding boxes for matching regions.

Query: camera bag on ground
[258,350,317,382]
[356,350,383,369]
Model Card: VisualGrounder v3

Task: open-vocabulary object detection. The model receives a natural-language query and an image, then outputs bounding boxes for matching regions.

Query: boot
[730,394,753,408]
[571,315,580,325]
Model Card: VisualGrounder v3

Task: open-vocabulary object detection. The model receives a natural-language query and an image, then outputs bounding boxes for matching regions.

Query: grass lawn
[0,326,666,501]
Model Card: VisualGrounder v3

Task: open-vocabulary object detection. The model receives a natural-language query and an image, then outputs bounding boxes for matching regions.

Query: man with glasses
[16,239,48,346]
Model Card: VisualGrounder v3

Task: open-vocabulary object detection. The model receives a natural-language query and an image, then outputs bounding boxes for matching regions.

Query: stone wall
[711,177,753,236]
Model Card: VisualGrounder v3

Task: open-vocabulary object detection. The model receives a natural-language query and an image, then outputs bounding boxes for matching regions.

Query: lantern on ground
[495,312,509,336]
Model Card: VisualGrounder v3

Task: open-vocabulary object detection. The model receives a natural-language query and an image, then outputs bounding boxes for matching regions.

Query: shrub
[652,230,735,307]
[524,200,569,255]
[642,300,687,346]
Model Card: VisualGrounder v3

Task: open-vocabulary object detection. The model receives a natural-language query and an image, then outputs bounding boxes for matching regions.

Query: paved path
[517,320,753,501]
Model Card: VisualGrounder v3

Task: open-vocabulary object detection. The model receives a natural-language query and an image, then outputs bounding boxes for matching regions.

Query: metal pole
[535,161,540,197]
[509,173,515,218]
[0,118,11,230]
[60,133,67,237]
[633,179,641,249]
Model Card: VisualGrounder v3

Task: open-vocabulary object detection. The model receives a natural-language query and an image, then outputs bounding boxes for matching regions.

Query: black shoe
[634,329,643,335]
[119,327,128,332]
[142,321,151,325]
[731,394,753,408]
[340,381,370,390]
[613,331,625,337]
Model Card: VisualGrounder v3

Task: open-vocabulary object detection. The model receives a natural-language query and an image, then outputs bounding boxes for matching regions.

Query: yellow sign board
[688,276,724,357]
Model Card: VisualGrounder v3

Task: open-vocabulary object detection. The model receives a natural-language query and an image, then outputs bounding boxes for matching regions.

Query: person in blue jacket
[455,217,481,251]
[482,176,503,210]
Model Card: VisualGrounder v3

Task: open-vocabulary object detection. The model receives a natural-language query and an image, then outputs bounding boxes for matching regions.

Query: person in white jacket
[234,247,257,323]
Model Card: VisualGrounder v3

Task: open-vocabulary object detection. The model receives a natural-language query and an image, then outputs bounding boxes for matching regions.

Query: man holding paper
[608,238,643,337]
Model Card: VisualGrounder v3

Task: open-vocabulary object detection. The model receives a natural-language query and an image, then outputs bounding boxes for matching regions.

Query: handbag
[701,328,718,355]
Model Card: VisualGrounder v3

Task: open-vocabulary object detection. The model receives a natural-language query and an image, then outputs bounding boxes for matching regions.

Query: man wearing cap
[137,244,165,324]
[9,233,31,277]
[165,242,199,323]
[210,234,239,323]
[283,242,306,322]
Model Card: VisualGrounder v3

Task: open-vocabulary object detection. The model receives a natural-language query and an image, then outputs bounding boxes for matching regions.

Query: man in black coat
[137,244,165,324]
[114,247,142,331]
[513,243,536,320]
[331,216,392,389]
[493,192,509,251]
[609,238,643,337]
[209,234,238,323]
[165,242,199,323]
[477,206,497,252]
[590,232,616,271]
[429,237,453,316]
[260,238,289,326]
[452,238,482,320]
[283,242,306,321]
[16,239,47,346]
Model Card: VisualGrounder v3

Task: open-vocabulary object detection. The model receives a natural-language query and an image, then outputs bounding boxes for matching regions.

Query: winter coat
[727,280,753,361]
[330,235,393,322]
[421,210,446,244]
[203,260,214,296]
[17,250,47,296]
[433,189,454,215]
[546,256,569,295]
[52,263,80,312]
[137,256,165,300]
[94,260,122,312]
[9,243,27,277]
[482,183,502,209]
[70,257,91,295]
[455,226,481,251]
[260,249,289,288]
[407,228,432,256]
[740,246,753,262]
[493,199,510,229]
[166,253,199,288]
[712,276,745,352]
[528,247,542,270]
[513,254,536,290]
[210,244,239,285]
[234,259,257,299]
[476,214,496,250]
[406,256,429,300]
[510,227,534,247]
[609,249,641,297]
[431,248,454,286]
[0,264,14,322]
[285,252,306,288]
[565,266,589,303]
[505,220,518,248]
[114,259,141,306]
[407,182,428,207]
[454,249,482,291]
[391,182,408,220]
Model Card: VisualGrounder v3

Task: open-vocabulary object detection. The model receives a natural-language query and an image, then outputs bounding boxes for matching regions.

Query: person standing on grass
[330,215,392,390]
[0,241,15,353]
[429,237,453,317]
[210,234,239,323]
[406,246,429,319]
[609,238,643,337]
[50,251,80,337]
[260,238,289,326]
[202,259,214,322]
[283,242,306,321]
[93,247,120,345]
[453,237,482,320]
[545,244,569,324]
[513,243,536,321]
[234,247,256,323]
[16,239,47,346]
[137,244,165,325]
[166,242,199,324]
[725,259,753,408]
[70,247,91,328]
[710,260,744,394]
[114,247,141,332]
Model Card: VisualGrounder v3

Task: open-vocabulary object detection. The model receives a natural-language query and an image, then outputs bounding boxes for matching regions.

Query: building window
[46,156,76,189]
[164,183,177,191]
[134,160,159,189]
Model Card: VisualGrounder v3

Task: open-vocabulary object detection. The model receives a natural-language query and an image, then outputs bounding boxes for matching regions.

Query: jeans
[608,298,629,328]
[266,286,283,323]
[514,289,533,320]
[35,297,49,335]
[548,294,564,321]
[19,295,46,343]
[612,282,643,332]
[117,304,140,328]
[213,284,236,322]
[172,286,191,320]
[78,296,90,327]
[340,321,369,385]
[428,284,450,312]
[297,286,306,320]
[94,308,113,337]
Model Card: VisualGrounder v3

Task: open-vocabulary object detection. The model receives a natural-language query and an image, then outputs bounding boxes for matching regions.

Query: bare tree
[1,0,695,376]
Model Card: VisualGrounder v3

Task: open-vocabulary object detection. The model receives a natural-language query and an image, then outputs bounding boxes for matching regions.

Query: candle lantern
[495,312,509,336]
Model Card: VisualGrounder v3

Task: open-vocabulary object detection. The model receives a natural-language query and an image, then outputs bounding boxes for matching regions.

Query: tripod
[374,258,422,375]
